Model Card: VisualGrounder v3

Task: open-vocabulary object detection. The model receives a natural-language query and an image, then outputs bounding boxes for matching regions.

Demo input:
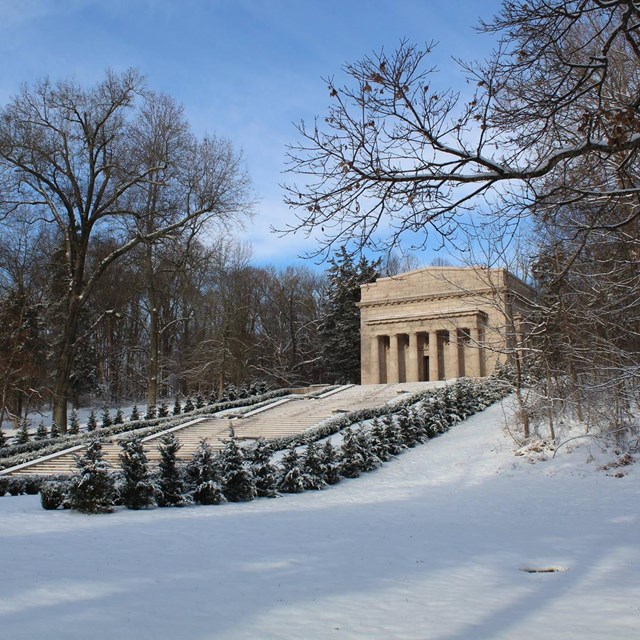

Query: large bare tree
[0,70,251,430]
[284,0,640,257]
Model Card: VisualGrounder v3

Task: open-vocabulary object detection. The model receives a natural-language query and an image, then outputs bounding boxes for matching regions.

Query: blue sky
[0,0,503,268]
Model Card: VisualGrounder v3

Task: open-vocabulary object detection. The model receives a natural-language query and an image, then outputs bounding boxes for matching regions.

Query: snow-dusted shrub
[40,481,66,510]
[50,422,61,439]
[173,397,182,416]
[7,476,25,495]
[86,410,97,432]
[0,476,7,495]
[158,401,169,418]
[114,408,125,425]
[183,396,195,413]
[23,475,42,495]
[339,427,365,478]
[35,423,48,441]
[250,439,278,498]
[302,440,326,490]
[130,404,140,422]
[369,418,392,462]
[320,440,341,485]
[187,440,225,506]
[119,438,155,510]
[195,393,206,409]
[15,419,30,445]
[156,434,189,507]
[144,405,157,420]
[101,406,112,429]
[277,448,306,494]
[219,433,256,502]
[66,438,115,514]
[69,409,81,434]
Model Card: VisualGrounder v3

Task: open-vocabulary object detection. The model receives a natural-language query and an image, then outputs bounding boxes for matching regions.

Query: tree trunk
[145,244,160,410]
[52,294,83,433]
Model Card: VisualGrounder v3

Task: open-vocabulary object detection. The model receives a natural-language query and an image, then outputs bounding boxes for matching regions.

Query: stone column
[428,331,439,382]
[448,328,459,380]
[388,334,400,383]
[407,332,420,382]
[370,336,381,384]
[469,325,483,377]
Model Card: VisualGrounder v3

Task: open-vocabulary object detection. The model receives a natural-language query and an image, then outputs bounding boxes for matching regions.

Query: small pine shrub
[144,404,157,420]
[40,481,66,510]
[119,438,155,509]
[302,440,326,490]
[277,448,306,494]
[172,397,182,416]
[8,477,25,495]
[69,409,80,434]
[0,476,8,496]
[158,401,169,418]
[35,422,48,441]
[183,396,195,413]
[250,439,278,498]
[219,432,256,502]
[101,406,112,429]
[114,408,124,425]
[339,427,365,479]
[23,476,42,495]
[320,440,341,485]
[156,433,188,507]
[187,440,225,505]
[66,438,115,513]
[195,393,205,409]
[0,426,7,448]
[86,410,98,432]
[369,418,391,462]
[15,419,31,445]
[50,421,60,439]
[382,415,405,455]
[130,404,140,421]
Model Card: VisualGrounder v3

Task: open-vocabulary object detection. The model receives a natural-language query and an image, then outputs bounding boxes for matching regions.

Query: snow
[1,399,638,640]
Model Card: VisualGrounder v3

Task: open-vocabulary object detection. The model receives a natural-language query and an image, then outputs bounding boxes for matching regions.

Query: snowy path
[0,400,638,639]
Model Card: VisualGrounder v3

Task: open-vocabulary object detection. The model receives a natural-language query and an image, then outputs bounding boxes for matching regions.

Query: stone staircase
[2,383,435,477]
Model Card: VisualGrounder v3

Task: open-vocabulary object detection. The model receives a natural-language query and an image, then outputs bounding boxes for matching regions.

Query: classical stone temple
[359,267,533,384]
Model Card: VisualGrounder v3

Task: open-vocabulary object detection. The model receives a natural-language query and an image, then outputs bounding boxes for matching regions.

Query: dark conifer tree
[66,437,115,513]
[15,418,30,444]
[320,439,341,485]
[173,397,182,415]
[50,421,60,438]
[158,401,169,418]
[0,425,7,448]
[382,415,405,455]
[101,405,112,429]
[69,408,80,434]
[156,433,188,507]
[277,447,306,493]
[355,428,381,472]
[250,439,279,498]
[119,438,155,509]
[302,440,326,490]
[183,396,195,413]
[195,392,206,409]
[86,410,97,431]
[339,427,365,478]
[144,404,157,420]
[369,418,391,462]
[187,439,225,505]
[35,422,48,441]
[114,408,124,425]
[319,246,380,383]
[130,404,140,421]
[219,431,256,502]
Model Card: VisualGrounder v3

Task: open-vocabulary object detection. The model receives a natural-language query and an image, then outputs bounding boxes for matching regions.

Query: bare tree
[0,70,251,430]
[284,1,640,257]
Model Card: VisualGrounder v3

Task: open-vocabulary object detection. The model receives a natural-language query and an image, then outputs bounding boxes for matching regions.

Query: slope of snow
[0,400,638,640]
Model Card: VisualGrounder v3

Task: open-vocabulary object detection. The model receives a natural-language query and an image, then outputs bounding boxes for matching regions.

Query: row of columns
[370,326,484,384]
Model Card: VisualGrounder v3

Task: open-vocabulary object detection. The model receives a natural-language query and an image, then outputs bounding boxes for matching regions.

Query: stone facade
[359,267,533,383]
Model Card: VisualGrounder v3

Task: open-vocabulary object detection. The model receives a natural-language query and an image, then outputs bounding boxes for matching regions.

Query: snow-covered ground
[1,400,638,640]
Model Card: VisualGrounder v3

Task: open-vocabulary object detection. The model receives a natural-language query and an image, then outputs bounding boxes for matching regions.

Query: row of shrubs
[26,377,510,513]
[0,384,288,471]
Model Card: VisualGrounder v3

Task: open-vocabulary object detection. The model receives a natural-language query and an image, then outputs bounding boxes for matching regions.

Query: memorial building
[359,267,534,384]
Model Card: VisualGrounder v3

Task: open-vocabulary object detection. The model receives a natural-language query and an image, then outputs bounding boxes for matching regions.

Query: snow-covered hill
[0,399,638,639]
